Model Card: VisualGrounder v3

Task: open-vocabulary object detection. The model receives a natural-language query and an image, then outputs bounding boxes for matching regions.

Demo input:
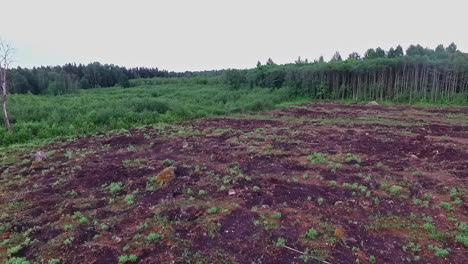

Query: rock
[228,190,236,196]
[334,201,344,206]
[35,151,47,162]
[182,141,189,149]
[155,167,175,185]
[359,200,371,209]
[366,101,379,106]
[30,161,44,170]
[30,151,47,170]
[409,154,419,160]
[334,227,345,239]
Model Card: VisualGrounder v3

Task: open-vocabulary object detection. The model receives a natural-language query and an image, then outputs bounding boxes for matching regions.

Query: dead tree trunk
[1,71,10,131]
[0,39,13,131]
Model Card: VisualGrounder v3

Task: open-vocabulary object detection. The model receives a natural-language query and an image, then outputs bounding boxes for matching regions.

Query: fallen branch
[283,245,332,264]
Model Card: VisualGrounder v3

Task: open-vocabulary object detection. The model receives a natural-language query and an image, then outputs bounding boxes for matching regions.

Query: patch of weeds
[427,245,450,258]
[303,173,309,180]
[455,222,468,246]
[145,232,164,244]
[6,258,30,264]
[126,145,137,152]
[198,189,207,196]
[317,197,324,206]
[66,190,78,197]
[136,222,149,231]
[439,202,452,211]
[449,188,459,198]
[162,159,175,166]
[327,163,342,173]
[369,256,376,264]
[304,228,318,240]
[402,242,421,254]
[118,254,138,263]
[367,215,404,230]
[48,259,60,264]
[207,207,218,214]
[276,237,285,248]
[307,152,328,165]
[124,194,136,205]
[63,236,74,246]
[330,180,337,187]
[344,153,362,164]
[64,151,73,159]
[122,159,141,168]
[343,182,359,190]
[423,223,436,234]
[255,213,279,231]
[122,244,131,252]
[64,224,74,231]
[253,186,261,191]
[389,185,403,196]
[105,182,123,196]
[146,176,159,191]
[271,211,282,219]
[7,245,22,255]
[358,185,367,194]
[71,212,89,224]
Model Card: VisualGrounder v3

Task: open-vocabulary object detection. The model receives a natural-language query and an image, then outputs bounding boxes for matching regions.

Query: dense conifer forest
[225,43,468,104]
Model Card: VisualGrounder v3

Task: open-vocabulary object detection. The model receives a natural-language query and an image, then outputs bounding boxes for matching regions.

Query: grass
[1,78,307,147]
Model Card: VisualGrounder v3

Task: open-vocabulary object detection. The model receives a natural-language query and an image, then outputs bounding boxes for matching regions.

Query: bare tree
[0,39,14,131]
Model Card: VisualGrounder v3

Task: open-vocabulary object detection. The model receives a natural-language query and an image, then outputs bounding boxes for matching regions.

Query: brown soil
[0,103,467,264]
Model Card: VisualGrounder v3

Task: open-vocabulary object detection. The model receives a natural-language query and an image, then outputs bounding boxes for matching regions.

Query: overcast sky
[1,0,467,71]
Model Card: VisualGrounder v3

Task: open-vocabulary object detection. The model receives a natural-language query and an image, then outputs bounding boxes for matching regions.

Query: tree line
[225,43,468,104]
[7,62,223,95]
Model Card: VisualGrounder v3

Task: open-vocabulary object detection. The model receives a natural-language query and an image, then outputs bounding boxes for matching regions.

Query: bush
[305,228,318,240]
[6,257,30,264]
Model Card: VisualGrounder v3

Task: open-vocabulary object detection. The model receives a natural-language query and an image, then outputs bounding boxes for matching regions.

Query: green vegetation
[118,254,138,264]
[145,232,164,244]
[307,152,328,165]
[2,79,305,146]
[305,228,318,240]
[226,43,468,104]
[276,237,286,248]
[6,258,30,264]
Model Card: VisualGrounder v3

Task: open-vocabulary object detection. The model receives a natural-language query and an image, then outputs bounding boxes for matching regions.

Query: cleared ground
[1,103,467,264]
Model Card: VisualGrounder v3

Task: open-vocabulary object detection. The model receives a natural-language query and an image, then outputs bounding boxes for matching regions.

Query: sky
[1,0,467,71]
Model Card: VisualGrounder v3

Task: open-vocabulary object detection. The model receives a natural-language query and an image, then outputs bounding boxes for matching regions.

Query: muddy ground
[0,103,467,264]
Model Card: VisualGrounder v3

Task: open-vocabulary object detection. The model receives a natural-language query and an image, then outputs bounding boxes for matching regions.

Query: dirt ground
[1,103,467,264]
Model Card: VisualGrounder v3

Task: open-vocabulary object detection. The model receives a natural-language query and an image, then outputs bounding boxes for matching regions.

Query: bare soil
[1,103,467,264]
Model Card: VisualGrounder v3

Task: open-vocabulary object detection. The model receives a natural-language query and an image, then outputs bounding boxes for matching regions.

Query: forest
[225,43,468,104]
[7,62,223,95]
[6,43,468,104]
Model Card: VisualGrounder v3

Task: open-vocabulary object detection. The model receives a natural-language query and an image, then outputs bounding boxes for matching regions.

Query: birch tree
[0,39,13,131]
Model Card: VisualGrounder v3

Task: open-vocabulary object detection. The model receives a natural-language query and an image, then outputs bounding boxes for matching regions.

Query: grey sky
[1,0,467,71]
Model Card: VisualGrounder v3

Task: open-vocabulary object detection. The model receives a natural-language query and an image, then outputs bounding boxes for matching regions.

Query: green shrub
[271,212,282,219]
[6,257,30,264]
[145,232,164,243]
[118,255,138,264]
[305,228,318,240]
[207,207,218,214]
[7,245,22,255]
[276,237,286,248]
[434,247,449,258]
